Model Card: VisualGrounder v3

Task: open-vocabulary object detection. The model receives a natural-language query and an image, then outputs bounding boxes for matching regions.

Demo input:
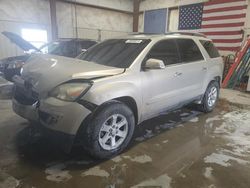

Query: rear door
[199,40,223,90]
[175,38,207,101]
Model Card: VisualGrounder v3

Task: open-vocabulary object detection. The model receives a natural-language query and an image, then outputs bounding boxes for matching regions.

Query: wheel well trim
[112,96,139,124]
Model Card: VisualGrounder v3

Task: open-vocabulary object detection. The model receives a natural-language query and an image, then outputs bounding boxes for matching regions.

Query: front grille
[14,86,38,105]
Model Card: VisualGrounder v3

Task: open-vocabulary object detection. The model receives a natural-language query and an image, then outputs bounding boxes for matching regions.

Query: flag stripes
[178,0,248,53]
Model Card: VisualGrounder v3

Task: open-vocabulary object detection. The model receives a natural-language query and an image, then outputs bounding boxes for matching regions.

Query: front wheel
[199,81,220,113]
[82,100,135,159]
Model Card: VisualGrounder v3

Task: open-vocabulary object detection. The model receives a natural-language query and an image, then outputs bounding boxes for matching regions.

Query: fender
[82,78,142,122]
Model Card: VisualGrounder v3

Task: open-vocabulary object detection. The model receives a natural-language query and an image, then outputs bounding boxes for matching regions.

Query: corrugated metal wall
[0,20,50,58]
[76,27,129,41]
[0,0,133,59]
[56,1,132,40]
[0,21,21,58]
[0,0,51,59]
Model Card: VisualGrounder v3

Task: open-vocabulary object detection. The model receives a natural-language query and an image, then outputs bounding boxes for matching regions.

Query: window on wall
[168,8,179,32]
[21,28,48,50]
[144,9,168,33]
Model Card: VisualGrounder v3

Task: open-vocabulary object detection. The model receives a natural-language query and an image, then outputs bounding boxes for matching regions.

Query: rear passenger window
[176,39,204,63]
[146,39,180,65]
[200,40,220,58]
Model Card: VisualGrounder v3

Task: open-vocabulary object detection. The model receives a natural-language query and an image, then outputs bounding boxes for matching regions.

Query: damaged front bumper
[38,97,92,135]
[12,81,92,152]
[12,98,39,121]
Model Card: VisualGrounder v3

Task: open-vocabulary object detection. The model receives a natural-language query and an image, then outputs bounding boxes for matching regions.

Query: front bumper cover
[13,96,92,152]
[12,98,39,121]
[38,97,92,135]
[12,75,93,151]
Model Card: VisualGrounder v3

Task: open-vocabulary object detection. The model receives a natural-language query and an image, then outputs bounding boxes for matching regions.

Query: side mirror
[144,58,165,70]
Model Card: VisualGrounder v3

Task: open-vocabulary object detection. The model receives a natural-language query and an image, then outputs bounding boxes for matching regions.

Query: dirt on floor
[0,78,250,188]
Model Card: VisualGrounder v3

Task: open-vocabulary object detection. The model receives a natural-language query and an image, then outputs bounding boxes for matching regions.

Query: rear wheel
[199,81,219,113]
[82,100,135,159]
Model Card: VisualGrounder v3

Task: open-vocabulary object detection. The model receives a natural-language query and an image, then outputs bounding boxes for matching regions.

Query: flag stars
[179,3,203,30]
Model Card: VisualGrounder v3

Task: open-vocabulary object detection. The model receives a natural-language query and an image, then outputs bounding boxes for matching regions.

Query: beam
[49,0,58,40]
[133,0,140,32]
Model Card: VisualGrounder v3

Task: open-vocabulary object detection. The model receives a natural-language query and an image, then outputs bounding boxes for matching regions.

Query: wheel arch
[112,96,138,125]
[75,96,139,144]
[213,76,221,87]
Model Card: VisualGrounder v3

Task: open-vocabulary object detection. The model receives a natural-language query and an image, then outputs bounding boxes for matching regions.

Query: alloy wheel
[207,86,218,107]
[98,114,129,150]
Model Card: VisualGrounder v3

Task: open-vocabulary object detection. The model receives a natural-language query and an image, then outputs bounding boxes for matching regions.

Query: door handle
[202,67,208,71]
[174,72,182,77]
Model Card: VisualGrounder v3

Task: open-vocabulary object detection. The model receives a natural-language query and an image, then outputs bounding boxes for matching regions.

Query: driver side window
[146,39,180,66]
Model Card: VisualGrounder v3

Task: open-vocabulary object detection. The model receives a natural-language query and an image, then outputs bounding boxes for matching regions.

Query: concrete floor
[0,77,250,188]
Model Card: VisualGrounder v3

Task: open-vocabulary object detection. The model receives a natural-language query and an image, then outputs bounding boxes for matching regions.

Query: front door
[141,39,184,118]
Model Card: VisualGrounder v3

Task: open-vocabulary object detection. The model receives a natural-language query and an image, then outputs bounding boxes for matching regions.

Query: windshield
[78,39,150,68]
[39,41,78,57]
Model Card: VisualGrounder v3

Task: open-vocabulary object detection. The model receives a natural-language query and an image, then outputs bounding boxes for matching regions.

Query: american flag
[178,0,248,53]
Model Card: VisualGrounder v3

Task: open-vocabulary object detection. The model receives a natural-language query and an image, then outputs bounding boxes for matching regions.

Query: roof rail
[129,32,157,35]
[130,32,206,38]
[166,32,206,38]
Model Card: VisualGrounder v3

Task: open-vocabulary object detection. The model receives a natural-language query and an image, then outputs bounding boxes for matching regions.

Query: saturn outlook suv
[12,32,223,158]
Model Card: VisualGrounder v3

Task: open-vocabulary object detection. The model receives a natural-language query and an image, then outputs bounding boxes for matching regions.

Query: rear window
[176,39,204,63]
[200,40,220,58]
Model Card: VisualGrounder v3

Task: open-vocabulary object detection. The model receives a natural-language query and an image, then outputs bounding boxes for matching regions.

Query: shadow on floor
[14,105,205,170]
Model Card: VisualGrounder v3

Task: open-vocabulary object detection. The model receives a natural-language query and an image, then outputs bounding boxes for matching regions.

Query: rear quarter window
[200,40,220,58]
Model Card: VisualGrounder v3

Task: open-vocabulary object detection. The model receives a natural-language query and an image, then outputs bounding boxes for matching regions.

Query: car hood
[21,54,124,94]
[0,55,29,74]
[0,55,30,65]
[2,31,40,52]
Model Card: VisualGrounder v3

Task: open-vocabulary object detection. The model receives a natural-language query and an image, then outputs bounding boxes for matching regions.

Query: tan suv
[12,32,223,158]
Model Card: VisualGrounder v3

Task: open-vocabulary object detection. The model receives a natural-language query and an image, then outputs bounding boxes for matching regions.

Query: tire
[199,81,220,113]
[82,100,135,159]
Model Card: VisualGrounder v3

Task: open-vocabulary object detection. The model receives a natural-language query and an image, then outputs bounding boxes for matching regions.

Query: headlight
[49,82,91,101]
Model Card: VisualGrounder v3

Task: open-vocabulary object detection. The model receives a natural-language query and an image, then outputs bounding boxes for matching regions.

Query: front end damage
[11,54,124,152]
[12,76,94,152]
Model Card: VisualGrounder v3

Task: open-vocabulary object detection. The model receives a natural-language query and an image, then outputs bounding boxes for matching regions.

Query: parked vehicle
[0,31,97,81]
[12,32,223,158]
